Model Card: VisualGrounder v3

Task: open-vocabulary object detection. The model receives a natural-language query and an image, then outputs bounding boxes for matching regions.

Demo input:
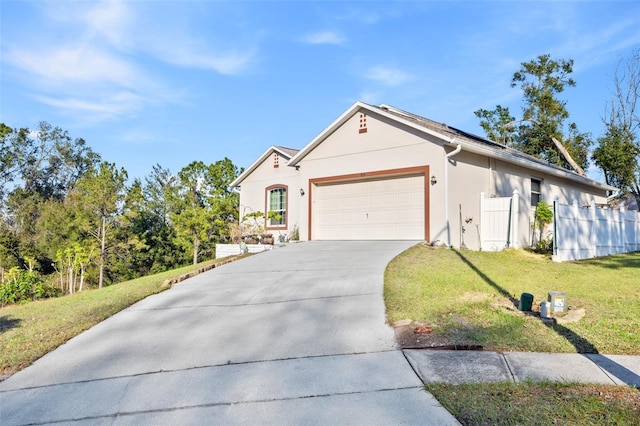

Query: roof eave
[231,146,293,188]
[454,141,617,193]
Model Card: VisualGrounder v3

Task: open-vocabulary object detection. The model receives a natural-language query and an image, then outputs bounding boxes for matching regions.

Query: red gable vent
[359,113,367,134]
[274,153,280,168]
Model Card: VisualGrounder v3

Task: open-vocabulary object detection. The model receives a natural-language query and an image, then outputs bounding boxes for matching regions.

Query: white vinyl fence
[480,191,520,251]
[552,199,640,262]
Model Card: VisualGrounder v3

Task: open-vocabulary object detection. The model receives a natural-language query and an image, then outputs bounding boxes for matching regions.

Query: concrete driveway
[0,241,458,425]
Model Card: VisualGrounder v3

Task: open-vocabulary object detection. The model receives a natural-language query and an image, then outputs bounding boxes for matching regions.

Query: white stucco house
[231,102,616,250]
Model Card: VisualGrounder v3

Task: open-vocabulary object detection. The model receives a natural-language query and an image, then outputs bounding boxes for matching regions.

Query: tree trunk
[99,216,106,289]
[193,233,199,265]
[79,265,85,292]
[550,135,586,177]
[68,263,73,295]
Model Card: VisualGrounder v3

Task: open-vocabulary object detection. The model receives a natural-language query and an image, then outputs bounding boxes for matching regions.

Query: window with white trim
[531,178,541,206]
[268,187,286,226]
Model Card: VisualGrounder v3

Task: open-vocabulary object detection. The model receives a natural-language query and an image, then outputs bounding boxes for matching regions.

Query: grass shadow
[0,316,22,333]
[453,249,518,308]
[575,251,640,270]
[545,321,599,354]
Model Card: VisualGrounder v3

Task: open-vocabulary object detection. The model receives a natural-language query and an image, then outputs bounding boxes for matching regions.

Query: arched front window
[266,185,287,228]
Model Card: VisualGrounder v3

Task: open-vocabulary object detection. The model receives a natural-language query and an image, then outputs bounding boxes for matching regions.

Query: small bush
[290,225,300,241]
[534,237,554,254]
[0,268,61,306]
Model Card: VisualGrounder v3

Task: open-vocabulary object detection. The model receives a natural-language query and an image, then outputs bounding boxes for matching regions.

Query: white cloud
[83,0,133,49]
[364,66,414,87]
[5,45,143,88]
[149,39,255,75]
[556,17,640,70]
[35,91,147,121]
[303,31,346,45]
[2,0,257,125]
[358,90,382,105]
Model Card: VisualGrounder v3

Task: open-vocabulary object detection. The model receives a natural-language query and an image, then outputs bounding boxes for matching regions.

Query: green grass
[426,381,640,425]
[384,245,640,355]
[385,246,640,425]
[0,256,247,378]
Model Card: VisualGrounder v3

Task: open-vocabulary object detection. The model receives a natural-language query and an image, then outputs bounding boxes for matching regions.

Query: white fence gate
[553,199,640,262]
[480,191,519,251]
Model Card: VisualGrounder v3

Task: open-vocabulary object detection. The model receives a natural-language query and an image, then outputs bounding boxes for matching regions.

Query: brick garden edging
[161,255,244,288]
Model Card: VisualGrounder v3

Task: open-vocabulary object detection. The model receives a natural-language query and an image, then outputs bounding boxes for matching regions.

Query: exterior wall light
[300,188,305,196]
[430,175,437,185]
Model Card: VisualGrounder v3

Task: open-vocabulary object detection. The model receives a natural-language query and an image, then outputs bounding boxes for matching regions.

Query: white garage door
[312,175,425,240]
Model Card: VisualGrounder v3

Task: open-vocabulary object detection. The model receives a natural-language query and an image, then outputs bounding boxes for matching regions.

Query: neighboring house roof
[231,145,299,187]
[608,192,639,211]
[286,102,617,193]
[275,146,300,158]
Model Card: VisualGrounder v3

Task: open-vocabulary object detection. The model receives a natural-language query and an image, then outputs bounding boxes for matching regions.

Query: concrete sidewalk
[405,349,640,387]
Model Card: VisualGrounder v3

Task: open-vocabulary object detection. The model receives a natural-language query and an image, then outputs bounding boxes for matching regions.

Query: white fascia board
[231,146,292,188]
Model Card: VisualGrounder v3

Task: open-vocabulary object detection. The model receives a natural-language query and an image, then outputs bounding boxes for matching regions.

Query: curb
[161,255,246,288]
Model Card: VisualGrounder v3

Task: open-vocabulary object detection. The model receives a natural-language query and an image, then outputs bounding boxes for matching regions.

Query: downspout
[445,143,462,247]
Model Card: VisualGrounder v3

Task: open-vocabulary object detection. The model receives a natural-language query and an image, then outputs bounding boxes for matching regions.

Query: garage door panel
[313,175,425,240]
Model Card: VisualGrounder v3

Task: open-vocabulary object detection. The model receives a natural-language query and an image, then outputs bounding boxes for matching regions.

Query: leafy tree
[473,105,516,145]
[172,161,214,265]
[75,161,128,288]
[172,158,240,264]
[0,223,21,280]
[1,122,100,274]
[139,165,187,272]
[207,157,241,243]
[475,54,591,173]
[0,123,16,202]
[592,49,640,203]
[0,121,100,202]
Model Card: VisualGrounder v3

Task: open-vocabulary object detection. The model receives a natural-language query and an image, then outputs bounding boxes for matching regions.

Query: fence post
[637,211,640,252]
[620,205,626,254]
[605,207,613,256]
[552,197,560,262]
[636,211,640,252]
[618,206,627,253]
[511,190,519,249]
[572,200,579,261]
[590,200,596,258]
[480,192,485,251]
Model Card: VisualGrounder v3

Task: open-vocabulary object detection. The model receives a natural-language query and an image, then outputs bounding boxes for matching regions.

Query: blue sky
[2,1,639,183]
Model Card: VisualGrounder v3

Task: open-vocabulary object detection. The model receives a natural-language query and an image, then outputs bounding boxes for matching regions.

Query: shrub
[0,268,61,306]
[534,232,554,254]
[290,225,300,241]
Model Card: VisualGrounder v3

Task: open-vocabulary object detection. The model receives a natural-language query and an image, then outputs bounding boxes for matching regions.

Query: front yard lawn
[385,245,640,355]
[385,246,640,425]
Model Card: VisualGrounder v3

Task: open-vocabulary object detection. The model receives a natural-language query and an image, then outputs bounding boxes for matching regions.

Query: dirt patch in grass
[392,320,483,350]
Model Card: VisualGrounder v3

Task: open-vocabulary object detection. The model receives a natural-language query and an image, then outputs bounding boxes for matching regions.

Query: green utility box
[519,292,534,311]
[548,292,567,314]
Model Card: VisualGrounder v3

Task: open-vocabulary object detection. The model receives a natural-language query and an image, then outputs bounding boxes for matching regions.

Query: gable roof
[287,102,617,193]
[231,145,299,187]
